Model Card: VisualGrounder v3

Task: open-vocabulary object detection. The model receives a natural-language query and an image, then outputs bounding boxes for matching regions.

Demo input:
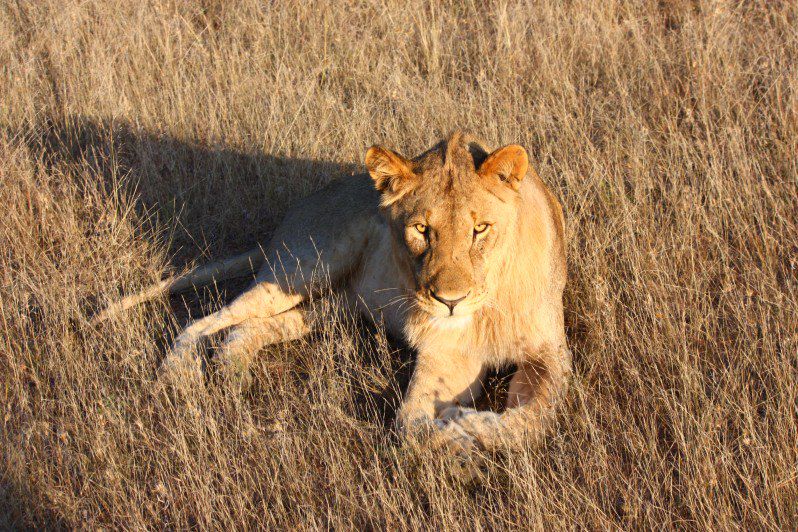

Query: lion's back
[267,173,382,257]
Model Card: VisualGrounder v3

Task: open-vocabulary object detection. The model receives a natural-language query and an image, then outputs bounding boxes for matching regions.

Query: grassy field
[1,0,796,528]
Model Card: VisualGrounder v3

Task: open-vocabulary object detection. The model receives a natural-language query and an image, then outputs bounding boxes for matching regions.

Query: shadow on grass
[15,115,359,262]
[1,477,68,531]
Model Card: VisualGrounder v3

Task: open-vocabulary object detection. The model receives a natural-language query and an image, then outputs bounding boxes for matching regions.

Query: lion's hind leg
[161,238,339,379]
[160,280,306,381]
[215,307,314,385]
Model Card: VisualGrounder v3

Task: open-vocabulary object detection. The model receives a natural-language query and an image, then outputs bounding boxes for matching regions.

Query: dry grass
[2,0,797,528]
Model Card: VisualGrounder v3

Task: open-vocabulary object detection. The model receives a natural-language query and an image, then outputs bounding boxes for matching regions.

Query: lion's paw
[439,406,501,435]
[430,418,479,452]
[158,342,204,386]
[216,353,253,391]
[428,420,488,481]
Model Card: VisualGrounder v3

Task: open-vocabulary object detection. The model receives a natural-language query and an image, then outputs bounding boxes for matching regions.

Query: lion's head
[365,132,530,320]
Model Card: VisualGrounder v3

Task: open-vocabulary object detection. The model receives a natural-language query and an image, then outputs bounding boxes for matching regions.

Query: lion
[97,131,570,454]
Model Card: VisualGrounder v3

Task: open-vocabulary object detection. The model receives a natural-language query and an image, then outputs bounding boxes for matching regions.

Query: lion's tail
[92,248,266,324]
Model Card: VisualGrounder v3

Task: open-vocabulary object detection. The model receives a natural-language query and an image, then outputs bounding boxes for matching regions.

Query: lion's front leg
[440,344,571,452]
[396,350,485,446]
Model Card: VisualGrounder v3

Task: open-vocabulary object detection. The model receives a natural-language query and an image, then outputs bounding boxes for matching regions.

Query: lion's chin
[427,313,474,329]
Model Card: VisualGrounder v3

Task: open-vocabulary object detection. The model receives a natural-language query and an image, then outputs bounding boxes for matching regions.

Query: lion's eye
[474,223,490,235]
[414,223,428,234]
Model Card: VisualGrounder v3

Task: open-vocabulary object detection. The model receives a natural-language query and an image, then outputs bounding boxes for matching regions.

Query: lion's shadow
[19,115,359,265]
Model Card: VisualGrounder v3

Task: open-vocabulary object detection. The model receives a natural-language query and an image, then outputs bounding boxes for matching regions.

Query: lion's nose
[429,289,469,314]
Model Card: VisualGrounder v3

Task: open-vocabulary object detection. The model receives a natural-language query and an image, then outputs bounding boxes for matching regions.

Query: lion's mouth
[414,293,484,320]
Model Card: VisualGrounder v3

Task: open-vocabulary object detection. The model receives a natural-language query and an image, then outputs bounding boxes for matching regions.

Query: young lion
[99,131,570,453]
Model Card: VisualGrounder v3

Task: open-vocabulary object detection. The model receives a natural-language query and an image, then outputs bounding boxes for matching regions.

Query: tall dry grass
[1,0,796,528]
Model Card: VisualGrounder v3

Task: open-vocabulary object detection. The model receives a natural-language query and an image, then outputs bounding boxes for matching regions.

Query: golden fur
[103,131,570,456]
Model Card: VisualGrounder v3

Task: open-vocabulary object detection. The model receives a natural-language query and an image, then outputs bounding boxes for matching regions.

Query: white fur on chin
[427,313,474,329]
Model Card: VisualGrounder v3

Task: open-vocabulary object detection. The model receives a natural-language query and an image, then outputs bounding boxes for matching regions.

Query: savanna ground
[1,0,797,529]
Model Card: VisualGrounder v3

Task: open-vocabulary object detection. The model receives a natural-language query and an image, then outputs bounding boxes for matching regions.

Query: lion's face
[366,133,529,319]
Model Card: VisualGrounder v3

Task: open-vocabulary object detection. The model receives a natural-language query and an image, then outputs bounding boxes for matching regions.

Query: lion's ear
[365,145,416,199]
[477,144,529,190]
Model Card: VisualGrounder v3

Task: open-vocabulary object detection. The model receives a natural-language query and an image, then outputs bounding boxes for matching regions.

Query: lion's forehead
[406,190,506,226]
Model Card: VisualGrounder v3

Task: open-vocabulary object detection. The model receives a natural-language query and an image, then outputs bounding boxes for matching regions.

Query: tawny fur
[102,131,570,455]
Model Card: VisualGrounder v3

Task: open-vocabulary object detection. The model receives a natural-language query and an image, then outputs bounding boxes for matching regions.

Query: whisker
[383,295,412,307]
[376,293,417,314]
[373,287,408,293]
